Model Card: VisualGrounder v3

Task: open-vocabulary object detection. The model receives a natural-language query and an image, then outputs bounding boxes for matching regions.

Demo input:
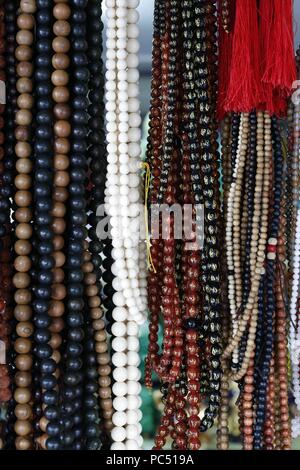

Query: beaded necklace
[105,0,144,450]
[146,0,223,450]
[12,0,36,450]
[289,111,300,439]
[58,0,89,450]
[0,0,14,411]
[86,0,113,440]
[253,116,283,449]
[31,0,63,450]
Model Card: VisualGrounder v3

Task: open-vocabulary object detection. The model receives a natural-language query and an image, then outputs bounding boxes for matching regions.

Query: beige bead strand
[232,113,249,315]
[223,112,271,381]
[82,245,113,434]
[13,0,37,451]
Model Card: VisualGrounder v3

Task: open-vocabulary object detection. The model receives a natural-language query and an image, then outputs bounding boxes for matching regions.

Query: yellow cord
[140,162,156,273]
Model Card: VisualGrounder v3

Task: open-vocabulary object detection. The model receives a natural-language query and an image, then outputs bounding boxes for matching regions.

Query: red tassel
[259,0,296,115]
[217,0,235,119]
[224,0,262,113]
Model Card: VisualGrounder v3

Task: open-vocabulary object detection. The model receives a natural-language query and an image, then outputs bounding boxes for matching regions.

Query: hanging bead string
[41,0,71,451]
[125,0,145,450]
[85,2,113,441]
[0,0,298,453]
[219,108,294,450]
[86,0,106,289]
[0,0,14,414]
[285,102,296,271]
[275,200,291,450]
[3,3,18,414]
[181,146,201,450]
[220,0,230,33]
[105,0,128,450]
[82,246,112,446]
[180,1,202,449]
[253,116,283,449]
[146,0,223,449]
[289,64,300,438]
[86,0,106,290]
[0,5,16,439]
[58,0,89,450]
[217,113,232,451]
[149,3,183,387]
[12,0,36,451]
[32,0,62,450]
[144,0,165,388]
[105,0,144,451]
[263,359,276,450]
[227,114,248,347]
[99,240,115,438]
[104,0,121,451]
[195,1,223,432]
[85,0,113,438]
[156,0,178,205]
[222,112,269,382]
[81,241,104,450]
[0,0,7,412]
[0,1,17,450]
[289,177,300,435]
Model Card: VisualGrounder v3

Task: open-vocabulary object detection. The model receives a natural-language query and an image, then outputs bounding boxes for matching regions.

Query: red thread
[259,0,296,115]
[224,0,262,113]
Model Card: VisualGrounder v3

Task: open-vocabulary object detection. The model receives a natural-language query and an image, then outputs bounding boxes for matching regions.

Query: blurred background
[102,1,300,450]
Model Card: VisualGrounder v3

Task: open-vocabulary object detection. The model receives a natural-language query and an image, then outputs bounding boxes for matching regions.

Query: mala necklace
[86,0,113,443]
[288,47,300,438]
[13,0,36,450]
[274,200,291,449]
[251,116,283,449]
[217,0,296,447]
[44,0,70,451]
[0,3,16,450]
[0,1,18,449]
[58,0,89,450]
[0,0,14,410]
[145,0,223,450]
[1,0,300,454]
[105,0,144,450]
[289,103,300,439]
[32,0,62,450]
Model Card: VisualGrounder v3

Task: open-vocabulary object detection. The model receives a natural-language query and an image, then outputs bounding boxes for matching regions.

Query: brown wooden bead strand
[275,209,292,450]
[82,245,113,434]
[12,0,36,450]
[0,0,14,407]
[263,359,276,450]
[49,0,71,375]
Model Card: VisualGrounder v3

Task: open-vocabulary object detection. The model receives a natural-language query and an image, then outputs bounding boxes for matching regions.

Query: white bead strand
[290,205,300,438]
[124,0,144,449]
[105,0,129,449]
[105,0,144,450]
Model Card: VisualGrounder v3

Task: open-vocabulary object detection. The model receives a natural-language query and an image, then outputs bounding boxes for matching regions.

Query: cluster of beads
[217,110,294,450]
[289,54,300,439]
[104,0,145,450]
[0,0,115,451]
[145,0,223,450]
[12,0,36,450]
[0,0,14,408]
[1,0,300,454]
